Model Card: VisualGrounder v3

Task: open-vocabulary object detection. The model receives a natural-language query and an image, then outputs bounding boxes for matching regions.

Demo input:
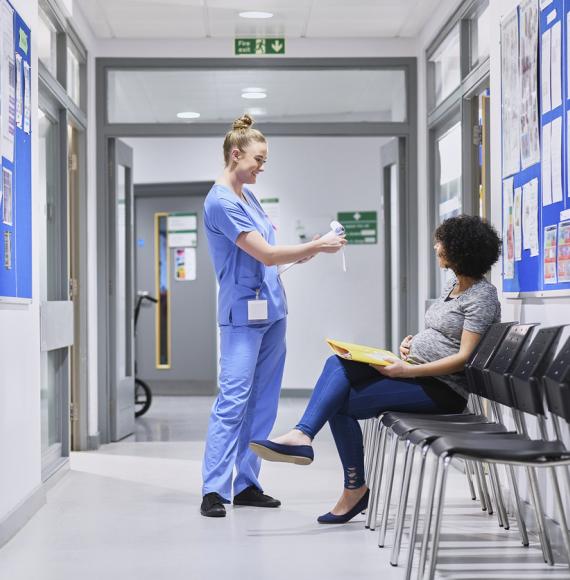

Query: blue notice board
[501,0,570,296]
[0,2,31,302]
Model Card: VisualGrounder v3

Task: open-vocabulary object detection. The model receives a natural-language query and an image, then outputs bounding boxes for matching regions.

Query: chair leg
[363,418,376,485]
[378,434,400,546]
[476,461,493,514]
[488,463,509,529]
[526,466,554,565]
[472,459,488,512]
[507,465,529,546]
[464,459,477,501]
[391,440,415,566]
[404,443,429,580]
[549,467,570,567]
[366,423,387,529]
[424,455,451,580]
[417,453,440,580]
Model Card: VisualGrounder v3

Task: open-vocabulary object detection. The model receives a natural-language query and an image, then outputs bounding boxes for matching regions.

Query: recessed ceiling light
[239,11,273,19]
[242,87,266,93]
[242,92,267,99]
[177,111,201,119]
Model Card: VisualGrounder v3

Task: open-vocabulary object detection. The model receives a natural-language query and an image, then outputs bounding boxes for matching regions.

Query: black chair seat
[429,434,569,462]
[397,421,510,442]
[381,411,483,429]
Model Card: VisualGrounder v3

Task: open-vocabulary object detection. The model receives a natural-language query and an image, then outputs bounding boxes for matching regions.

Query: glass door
[109,139,135,441]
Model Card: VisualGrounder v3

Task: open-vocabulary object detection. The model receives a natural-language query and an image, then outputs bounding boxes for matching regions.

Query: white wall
[0,0,41,525]
[124,136,387,391]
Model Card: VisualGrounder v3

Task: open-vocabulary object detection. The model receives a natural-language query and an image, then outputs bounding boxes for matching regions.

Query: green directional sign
[337,211,378,245]
[235,38,286,55]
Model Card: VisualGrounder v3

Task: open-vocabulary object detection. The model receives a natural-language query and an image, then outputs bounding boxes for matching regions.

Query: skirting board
[0,486,46,549]
[144,381,312,398]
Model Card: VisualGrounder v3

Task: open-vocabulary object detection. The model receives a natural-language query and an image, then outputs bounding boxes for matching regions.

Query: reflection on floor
[0,396,568,580]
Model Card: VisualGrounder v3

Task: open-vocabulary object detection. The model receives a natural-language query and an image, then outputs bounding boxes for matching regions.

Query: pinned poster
[522,178,539,256]
[174,247,196,281]
[503,177,515,280]
[558,221,570,283]
[550,21,562,109]
[1,0,16,163]
[541,27,552,114]
[551,116,563,203]
[514,186,522,261]
[542,121,553,206]
[520,0,540,169]
[2,167,12,226]
[23,60,30,134]
[544,224,558,284]
[15,53,23,129]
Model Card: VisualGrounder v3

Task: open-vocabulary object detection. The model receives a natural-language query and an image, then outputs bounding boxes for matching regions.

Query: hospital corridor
[1,1,570,579]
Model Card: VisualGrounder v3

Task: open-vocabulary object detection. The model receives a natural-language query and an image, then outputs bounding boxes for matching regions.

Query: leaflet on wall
[558,221,570,282]
[2,166,12,226]
[520,0,541,169]
[1,0,15,163]
[523,178,540,256]
[501,10,521,177]
[544,224,558,284]
[542,121,553,205]
[550,21,562,110]
[514,186,522,261]
[541,27,552,114]
[503,177,515,279]
[551,116,563,203]
[23,60,30,134]
[175,247,197,281]
[15,53,22,129]
[3,231,11,269]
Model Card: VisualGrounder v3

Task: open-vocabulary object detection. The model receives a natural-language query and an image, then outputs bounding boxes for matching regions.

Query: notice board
[0,0,32,303]
[501,0,570,296]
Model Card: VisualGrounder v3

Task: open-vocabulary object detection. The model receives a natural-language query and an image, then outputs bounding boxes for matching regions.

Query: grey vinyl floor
[0,397,568,580]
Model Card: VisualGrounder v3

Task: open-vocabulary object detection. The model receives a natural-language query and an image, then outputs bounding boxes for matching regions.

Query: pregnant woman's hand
[399,335,413,360]
[371,358,411,378]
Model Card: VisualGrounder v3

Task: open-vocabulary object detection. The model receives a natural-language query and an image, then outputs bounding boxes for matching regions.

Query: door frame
[96,57,418,445]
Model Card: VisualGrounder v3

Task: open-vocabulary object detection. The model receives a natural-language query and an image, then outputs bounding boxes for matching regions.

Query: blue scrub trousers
[202,317,287,501]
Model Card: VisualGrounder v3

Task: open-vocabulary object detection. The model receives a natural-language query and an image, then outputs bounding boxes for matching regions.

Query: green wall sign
[235,38,286,55]
[337,211,378,245]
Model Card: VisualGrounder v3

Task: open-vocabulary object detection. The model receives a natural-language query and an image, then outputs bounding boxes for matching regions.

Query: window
[470,0,490,68]
[428,25,461,107]
[67,44,81,106]
[38,7,57,76]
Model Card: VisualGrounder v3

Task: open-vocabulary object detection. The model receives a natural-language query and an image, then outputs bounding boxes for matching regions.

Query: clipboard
[326,338,410,366]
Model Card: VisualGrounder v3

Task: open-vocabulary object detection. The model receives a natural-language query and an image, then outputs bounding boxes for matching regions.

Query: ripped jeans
[295,355,455,490]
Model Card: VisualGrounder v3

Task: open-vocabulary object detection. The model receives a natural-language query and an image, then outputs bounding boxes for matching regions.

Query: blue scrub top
[204,184,288,326]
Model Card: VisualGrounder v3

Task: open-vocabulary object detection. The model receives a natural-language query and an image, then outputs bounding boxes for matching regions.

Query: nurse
[201,114,346,517]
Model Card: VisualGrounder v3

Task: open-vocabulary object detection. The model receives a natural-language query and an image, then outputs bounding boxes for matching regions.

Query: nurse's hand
[316,231,347,254]
[370,358,411,378]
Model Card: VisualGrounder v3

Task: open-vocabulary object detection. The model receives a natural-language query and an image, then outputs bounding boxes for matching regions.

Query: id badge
[248,289,268,321]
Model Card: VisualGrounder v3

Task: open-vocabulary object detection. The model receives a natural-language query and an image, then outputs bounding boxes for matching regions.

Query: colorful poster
[503,178,515,279]
[501,10,521,177]
[557,221,570,283]
[544,224,558,285]
[520,0,540,169]
[175,247,196,281]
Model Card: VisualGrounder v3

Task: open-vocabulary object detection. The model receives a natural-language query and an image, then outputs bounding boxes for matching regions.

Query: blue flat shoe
[317,489,370,524]
[249,440,314,465]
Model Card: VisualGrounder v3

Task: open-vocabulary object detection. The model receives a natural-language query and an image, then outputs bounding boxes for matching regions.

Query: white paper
[514,186,522,261]
[23,60,30,134]
[540,0,553,8]
[551,116,563,203]
[526,178,540,256]
[551,21,562,109]
[503,177,515,279]
[568,112,570,198]
[542,122,553,206]
[541,28,552,114]
[168,231,197,248]
[501,10,521,177]
[2,166,12,226]
[15,53,22,129]
[520,0,541,169]
[1,0,15,163]
[544,224,558,284]
[167,213,197,232]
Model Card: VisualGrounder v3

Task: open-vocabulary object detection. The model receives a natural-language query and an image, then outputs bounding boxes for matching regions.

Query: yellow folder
[326,338,409,366]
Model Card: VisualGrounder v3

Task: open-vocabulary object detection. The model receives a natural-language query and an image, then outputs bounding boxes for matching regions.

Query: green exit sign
[235,38,286,55]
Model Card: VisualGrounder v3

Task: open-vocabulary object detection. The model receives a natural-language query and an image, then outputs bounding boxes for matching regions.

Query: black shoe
[200,492,226,518]
[233,485,281,508]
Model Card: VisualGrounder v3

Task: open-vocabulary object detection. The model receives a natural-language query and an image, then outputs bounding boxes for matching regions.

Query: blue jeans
[295,355,465,490]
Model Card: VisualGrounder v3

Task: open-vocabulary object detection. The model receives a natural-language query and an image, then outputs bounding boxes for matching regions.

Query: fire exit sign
[235,38,286,55]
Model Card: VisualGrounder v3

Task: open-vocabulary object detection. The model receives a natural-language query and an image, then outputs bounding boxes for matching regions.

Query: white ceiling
[75,0,441,40]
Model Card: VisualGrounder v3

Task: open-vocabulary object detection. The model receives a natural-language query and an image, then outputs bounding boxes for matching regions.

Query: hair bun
[232,114,254,131]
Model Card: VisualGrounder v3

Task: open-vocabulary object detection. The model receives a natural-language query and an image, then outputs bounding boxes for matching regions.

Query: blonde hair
[223,114,266,166]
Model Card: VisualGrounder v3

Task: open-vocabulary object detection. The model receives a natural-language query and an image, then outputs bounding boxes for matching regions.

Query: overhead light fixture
[242,87,266,93]
[177,111,201,119]
[239,11,273,19]
[242,92,267,99]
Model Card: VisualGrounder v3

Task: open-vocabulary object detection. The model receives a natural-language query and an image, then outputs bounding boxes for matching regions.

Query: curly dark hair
[434,215,501,279]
